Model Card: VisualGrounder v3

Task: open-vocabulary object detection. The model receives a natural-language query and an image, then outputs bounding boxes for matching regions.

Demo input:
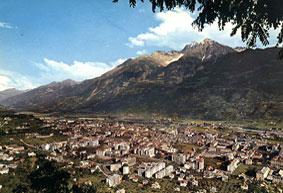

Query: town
[0,115,282,193]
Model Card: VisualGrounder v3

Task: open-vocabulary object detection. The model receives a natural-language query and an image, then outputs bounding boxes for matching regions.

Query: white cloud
[0,70,36,91]
[34,58,127,83]
[0,22,14,29]
[0,75,12,91]
[0,58,127,91]
[136,49,147,55]
[110,58,127,66]
[128,8,279,49]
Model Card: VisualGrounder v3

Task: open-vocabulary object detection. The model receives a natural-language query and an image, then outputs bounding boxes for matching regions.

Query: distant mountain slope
[1,39,282,122]
[0,88,25,103]
[1,79,78,111]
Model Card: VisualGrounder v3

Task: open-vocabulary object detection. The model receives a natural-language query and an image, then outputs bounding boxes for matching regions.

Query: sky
[0,0,280,91]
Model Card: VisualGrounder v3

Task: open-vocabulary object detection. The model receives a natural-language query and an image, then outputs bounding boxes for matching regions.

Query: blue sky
[0,1,280,91]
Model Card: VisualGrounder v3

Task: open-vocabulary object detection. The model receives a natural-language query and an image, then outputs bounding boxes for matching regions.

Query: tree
[248,182,269,193]
[28,158,71,193]
[114,0,283,55]
[12,183,30,193]
[73,184,97,193]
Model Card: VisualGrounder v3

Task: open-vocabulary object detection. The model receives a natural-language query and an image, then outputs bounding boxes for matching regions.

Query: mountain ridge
[1,39,282,122]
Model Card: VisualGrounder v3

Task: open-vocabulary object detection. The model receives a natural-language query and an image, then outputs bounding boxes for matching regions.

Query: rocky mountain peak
[61,79,77,85]
[181,39,236,61]
[46,79,77,87]
[149,51,184,66]
[201,38,217,44]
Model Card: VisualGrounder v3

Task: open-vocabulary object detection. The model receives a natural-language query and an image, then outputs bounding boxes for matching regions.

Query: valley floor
[0,112,282,192]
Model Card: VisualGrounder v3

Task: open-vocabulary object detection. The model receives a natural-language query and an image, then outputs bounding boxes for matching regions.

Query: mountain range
[1,39,282,122]
[0,88,25,103]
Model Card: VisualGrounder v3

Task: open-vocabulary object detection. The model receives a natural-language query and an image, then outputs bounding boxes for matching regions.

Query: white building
[134,147,155,158]
[110,163,122,172]
[256,167,270,180]
[172,153,186,165]
[106,174,122,187]
[197,157,205,170]
[155,165,174,179]
[122,165,130,175]
[138,162,165,178]
[227,159,240,173]
[145,162,165,178]
[0,168,9,174]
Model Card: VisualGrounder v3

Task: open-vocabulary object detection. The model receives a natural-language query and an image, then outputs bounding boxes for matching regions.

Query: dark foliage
[73,184,97,193]
[28,158,71,193]
[13,157,71,193]
[248,182,269,193]
[114,0,283,49]
[12,184,30,193]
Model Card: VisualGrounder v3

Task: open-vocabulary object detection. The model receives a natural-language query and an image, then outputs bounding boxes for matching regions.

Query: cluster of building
[1,116,282,192]
[0,145,24,174]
